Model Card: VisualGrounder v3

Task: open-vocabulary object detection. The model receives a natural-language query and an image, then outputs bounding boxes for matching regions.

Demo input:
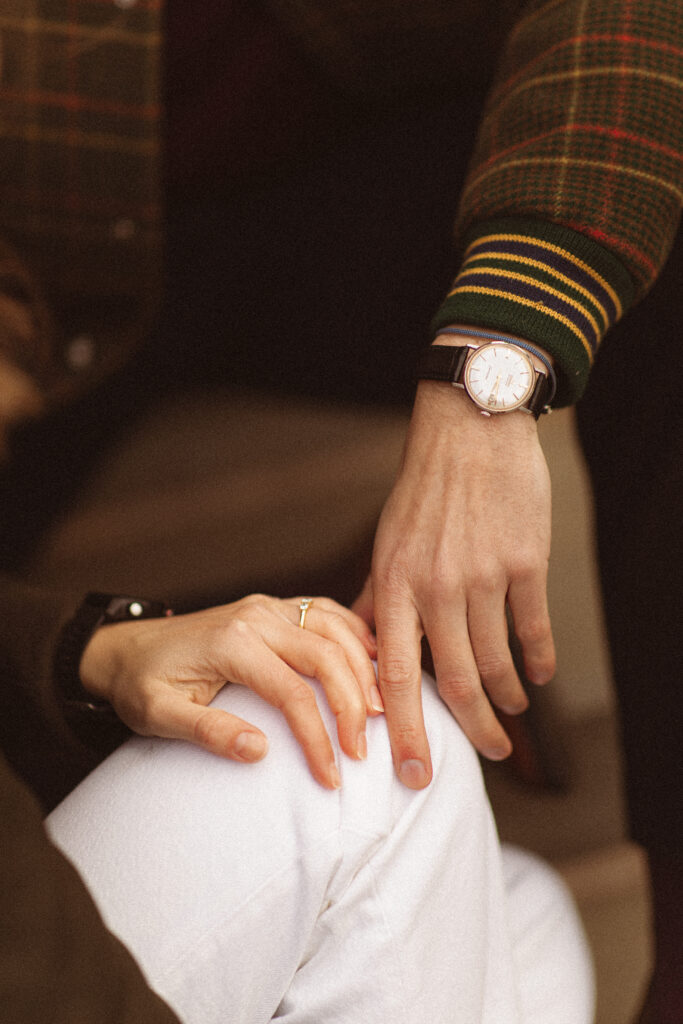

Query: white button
[112,217,137,241]
[65,335,95,371]
[128,601,144,617]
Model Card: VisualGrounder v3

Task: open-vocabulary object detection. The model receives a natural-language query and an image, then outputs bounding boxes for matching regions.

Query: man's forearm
[441,0,682,405]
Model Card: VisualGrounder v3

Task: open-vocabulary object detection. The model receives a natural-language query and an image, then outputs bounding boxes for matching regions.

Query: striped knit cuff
[431,218,634,406]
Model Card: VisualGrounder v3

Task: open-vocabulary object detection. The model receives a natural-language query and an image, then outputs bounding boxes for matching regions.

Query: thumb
[143,693,269,762]
[351,574,375,629]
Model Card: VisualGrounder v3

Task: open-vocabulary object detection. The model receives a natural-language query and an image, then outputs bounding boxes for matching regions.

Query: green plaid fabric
[1,0,681,408]
[434,0,682,403]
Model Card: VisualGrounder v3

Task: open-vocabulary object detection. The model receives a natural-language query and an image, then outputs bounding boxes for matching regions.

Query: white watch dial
[463,343,536,412]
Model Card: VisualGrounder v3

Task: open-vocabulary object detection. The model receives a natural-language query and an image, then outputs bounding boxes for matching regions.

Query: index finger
[374,586,432,789]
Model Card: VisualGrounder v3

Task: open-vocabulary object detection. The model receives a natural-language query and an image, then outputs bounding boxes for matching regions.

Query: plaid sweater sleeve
[432,0,683,406]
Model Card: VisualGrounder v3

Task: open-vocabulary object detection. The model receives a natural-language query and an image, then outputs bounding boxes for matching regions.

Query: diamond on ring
[298,598,314,629]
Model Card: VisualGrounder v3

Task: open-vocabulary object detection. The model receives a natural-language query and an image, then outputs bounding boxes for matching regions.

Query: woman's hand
[79,595,381,790]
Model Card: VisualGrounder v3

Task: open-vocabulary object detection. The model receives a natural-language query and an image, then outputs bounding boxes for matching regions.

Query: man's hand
[354,379,555,788]
[80,595,381,790]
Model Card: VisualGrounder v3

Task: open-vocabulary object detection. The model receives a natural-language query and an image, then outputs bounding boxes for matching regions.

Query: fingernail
[370,685,385,713]
[398,759,429,788]
[486,743,512,761]
[233,732,267,761]
[501,699,528,715]
[356,732,367,760]
[329,764,342,790]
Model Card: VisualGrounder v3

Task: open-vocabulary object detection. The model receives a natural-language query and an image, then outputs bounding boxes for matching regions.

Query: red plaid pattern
[457,0,682,294]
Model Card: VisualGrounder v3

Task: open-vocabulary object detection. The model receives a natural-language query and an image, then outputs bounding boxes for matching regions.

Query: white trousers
[47,674,594,1024]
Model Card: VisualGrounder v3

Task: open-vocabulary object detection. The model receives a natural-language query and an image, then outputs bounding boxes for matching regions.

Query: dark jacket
[0,574,179,1021]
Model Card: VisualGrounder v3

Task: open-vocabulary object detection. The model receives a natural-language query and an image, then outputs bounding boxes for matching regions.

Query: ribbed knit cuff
[431,218,634,406]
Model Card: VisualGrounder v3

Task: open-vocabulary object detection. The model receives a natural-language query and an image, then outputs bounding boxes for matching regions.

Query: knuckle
[394,721,423,746]
[325,609,348,632]
[223,617,254,643]
[526,645,556,678]
[475,650,512,684]
[428,568,460,604]
[283,678,316,711]
[380,656,416,694]
[471,565,502,597]
[135,688,165,735]
[438,674,479,709]
[192,710,222,750]
[240,602,270,625]
[312,636,346,669]
[509,549,545,580]
[331,692,364,719]
[311,610,349,645]
[191,708,215,749]
[236,595,272,622]
[427,547,469,599]
[516,615,551,647]
[373,558,412,597]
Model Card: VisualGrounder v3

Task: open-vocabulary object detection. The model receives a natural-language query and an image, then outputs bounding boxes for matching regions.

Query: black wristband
[54,592,173,717]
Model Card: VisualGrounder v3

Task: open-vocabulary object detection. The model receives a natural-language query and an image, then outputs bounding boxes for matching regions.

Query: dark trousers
[576,229,683,856]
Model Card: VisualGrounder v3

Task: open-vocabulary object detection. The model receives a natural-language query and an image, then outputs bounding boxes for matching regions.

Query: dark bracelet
[54,592,173,717]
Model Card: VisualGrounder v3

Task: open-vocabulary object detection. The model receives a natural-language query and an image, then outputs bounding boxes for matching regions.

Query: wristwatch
[54,592,173,715]
[417,338,554,418]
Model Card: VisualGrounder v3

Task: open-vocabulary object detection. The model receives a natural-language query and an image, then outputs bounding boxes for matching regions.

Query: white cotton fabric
[47,672,594,1024]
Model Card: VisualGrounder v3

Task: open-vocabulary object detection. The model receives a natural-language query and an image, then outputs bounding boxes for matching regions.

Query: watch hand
[489,374,501,406]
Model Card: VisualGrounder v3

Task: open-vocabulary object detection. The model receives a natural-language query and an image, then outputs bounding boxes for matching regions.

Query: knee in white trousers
[47,673,594,1024]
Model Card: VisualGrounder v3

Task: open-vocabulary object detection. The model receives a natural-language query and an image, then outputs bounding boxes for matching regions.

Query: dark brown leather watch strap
[416,344,469,384]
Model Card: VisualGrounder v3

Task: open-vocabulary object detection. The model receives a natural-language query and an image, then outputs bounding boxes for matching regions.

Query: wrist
[414,380,540,446]
[54,593,173,712]
[79,621,130,701]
